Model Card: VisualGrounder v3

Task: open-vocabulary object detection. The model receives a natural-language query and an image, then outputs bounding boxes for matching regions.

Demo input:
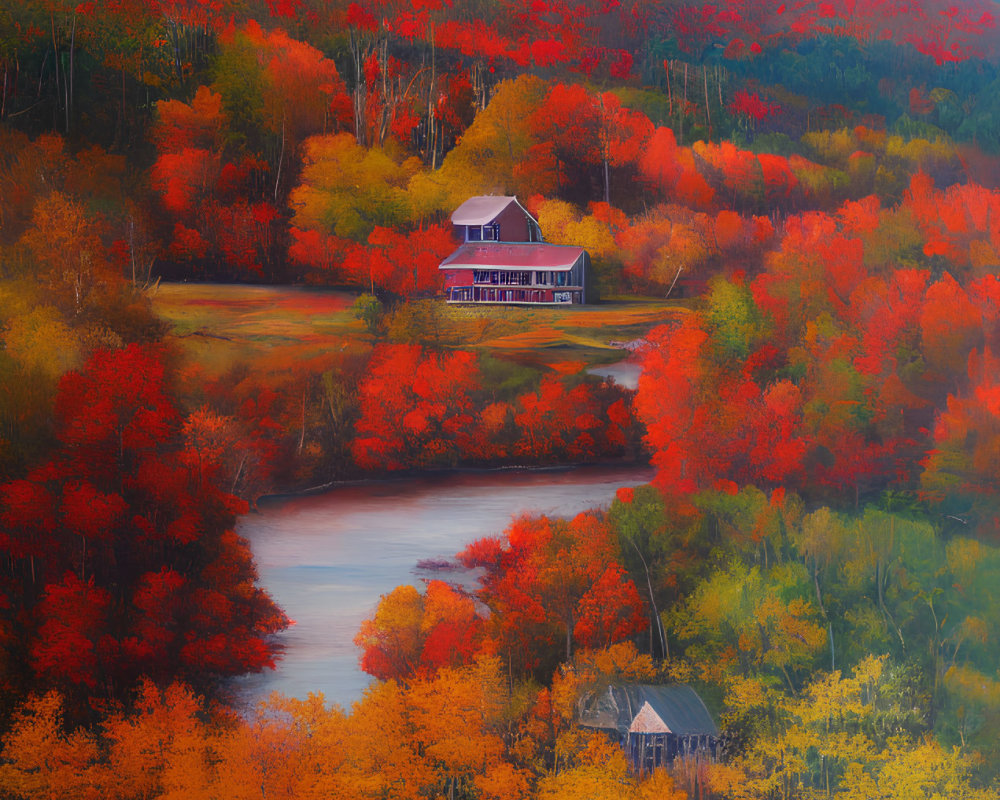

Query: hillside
[2,2,1000,798]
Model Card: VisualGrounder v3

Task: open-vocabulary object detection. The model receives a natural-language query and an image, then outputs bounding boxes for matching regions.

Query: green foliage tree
[351,293,384,335]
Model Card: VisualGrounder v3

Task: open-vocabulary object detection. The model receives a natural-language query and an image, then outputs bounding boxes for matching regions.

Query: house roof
[440,243,584,272]
[578,684,719,737]
[451,196,532,226]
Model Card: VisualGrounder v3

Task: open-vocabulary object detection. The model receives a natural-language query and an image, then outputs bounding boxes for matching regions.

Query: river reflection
[233,464,654,708]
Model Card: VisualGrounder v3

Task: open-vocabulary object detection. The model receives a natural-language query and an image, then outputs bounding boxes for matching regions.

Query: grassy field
[150,283,365,375]
[150,283,688,375]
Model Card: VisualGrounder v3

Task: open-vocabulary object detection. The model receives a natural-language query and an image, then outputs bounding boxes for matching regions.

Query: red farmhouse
[439,196,592,305]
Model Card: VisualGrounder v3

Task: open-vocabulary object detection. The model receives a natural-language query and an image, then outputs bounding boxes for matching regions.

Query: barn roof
[450,195,535,226]
[440,243,584,271]
[578,684,718,737]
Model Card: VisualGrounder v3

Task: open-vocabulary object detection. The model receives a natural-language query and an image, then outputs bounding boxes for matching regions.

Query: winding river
[233,464,654,708]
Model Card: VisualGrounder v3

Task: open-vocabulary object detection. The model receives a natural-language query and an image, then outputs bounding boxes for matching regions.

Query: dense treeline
[2,0,1000,797]
[0,0,996,287]
[7,493,1000,798]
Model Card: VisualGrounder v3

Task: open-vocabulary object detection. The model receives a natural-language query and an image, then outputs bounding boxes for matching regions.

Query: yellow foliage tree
[430,74,551,208]
[290,133,421,241]
[1,305,81,380]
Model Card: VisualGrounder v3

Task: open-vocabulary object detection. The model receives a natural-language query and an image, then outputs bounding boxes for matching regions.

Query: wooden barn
[577,683,719,774]
[439,195,593,305]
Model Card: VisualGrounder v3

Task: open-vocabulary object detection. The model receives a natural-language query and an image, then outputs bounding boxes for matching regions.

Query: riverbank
[231,463,655,708]
[150,282,666,503]
[255,456,653,506]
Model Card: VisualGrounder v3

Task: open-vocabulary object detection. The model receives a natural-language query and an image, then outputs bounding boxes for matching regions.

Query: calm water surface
[233,464,654,708]
[587,360,642,390]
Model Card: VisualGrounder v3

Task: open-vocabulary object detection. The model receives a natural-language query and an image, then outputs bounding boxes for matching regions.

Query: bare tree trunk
[274,114,285,203]
[428,22,437,167]
[378,37,390,146]
[170,20,183,86]
[128,217,137,286]
[297,389,306,454]
[666,265,684,298]
[350,29,367,146]
[681,62,688,144]
[50,13,60,130]
[665,59,672,115]
[37,50,48,101]
[68,11,76,133]
[703,64,711,139]
[231,454,246,495]
[811,558,836,671]
[876,560,905,648]
[629,538,668,659]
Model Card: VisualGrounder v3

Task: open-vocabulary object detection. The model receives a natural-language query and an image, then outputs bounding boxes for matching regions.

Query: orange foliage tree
[354,580,484,682]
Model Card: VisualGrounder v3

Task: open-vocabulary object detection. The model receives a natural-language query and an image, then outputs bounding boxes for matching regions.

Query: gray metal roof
[578,684,719,737]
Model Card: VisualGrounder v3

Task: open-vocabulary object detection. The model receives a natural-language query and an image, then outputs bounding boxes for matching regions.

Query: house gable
[578,684,719,737]
[629,701,672,734]
[577,683,720,775]
[450,196,542,243]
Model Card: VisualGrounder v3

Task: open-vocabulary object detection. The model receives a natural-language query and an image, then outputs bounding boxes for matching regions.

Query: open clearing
[150,283,687,375]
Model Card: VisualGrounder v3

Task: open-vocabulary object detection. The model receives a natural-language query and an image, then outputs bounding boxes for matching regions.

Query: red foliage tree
[529,83,601,199]
[150,86,279,279]
[457,512,646,677]
[341,225,453,296]
[638,127,715,209]
[30,573,113,691]
[0,345,287,706]
[922,348,1000,535]
[351,344,481,470]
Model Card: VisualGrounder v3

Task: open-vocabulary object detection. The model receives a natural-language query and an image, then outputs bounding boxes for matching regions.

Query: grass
[150,283,369,376]
[150,283,688,376]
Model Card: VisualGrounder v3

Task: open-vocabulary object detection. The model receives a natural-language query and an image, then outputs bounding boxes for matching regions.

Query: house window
[468,224,498,241]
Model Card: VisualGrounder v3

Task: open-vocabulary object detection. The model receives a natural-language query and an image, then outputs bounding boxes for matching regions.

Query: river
[232,464,654,709]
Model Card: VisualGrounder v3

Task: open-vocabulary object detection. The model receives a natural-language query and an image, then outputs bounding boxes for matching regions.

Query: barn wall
[625,732,718,775]
[494,203,532,242]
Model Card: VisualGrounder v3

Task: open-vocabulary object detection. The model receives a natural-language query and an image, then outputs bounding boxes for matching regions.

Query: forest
[2,0,1000,797]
